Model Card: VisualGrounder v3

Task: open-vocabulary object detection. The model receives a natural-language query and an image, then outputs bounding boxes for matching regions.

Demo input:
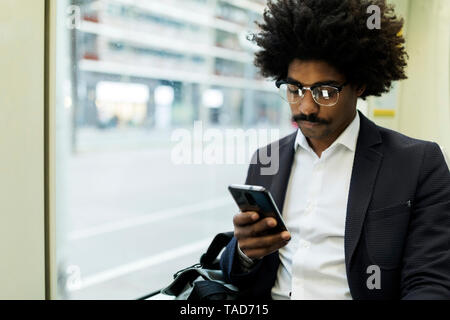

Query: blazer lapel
[345,111,383,269]
[268,131,297,215]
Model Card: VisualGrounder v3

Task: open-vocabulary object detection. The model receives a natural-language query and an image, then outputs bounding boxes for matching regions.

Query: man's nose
[298,90,320,116]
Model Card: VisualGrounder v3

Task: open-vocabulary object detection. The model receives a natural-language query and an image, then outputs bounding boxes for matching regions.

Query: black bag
[161,231,240,300]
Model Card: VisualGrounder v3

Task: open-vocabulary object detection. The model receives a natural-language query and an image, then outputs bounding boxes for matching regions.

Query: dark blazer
[220,111,450,300]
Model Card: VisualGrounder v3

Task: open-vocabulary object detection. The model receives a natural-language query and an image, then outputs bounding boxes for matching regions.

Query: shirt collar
[294,111,360,153]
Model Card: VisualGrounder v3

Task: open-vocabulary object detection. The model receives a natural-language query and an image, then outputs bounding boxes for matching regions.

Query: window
[56,0,291,299]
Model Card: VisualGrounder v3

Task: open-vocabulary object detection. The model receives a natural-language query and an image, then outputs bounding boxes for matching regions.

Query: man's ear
[356,84,366,97]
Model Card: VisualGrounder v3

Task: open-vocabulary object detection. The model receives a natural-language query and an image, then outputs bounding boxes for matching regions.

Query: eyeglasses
[276,79,348,107]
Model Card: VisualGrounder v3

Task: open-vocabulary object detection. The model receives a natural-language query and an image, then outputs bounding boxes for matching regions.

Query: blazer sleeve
[401,142,450,299]
[220,151,266,289]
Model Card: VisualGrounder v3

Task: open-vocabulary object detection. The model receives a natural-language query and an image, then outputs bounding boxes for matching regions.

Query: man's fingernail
[267,219,276,227]
[251,213,259,220]
[282,232,291,241]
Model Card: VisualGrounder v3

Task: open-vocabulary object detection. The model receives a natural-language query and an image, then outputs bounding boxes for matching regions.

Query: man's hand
[233,211,291,260]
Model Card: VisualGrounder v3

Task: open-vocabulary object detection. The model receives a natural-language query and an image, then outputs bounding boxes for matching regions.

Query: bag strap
[200,231,234,268]
[188,280,237,300]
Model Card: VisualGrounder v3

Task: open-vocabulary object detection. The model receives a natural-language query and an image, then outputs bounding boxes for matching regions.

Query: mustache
[292,113,329,124]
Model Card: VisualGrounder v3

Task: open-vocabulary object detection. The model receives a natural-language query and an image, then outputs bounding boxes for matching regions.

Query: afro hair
[251,0,408,99]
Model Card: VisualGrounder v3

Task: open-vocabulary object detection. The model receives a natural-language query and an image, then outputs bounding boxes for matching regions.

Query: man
[220,0,450,300]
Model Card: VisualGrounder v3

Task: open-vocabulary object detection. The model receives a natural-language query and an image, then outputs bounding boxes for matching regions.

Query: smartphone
[228,184,289,234]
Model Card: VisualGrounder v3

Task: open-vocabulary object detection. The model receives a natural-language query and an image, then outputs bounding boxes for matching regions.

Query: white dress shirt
[238,112,360,300]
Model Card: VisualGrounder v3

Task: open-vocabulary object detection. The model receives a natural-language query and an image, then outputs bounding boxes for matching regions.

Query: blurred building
[71,0,286,130]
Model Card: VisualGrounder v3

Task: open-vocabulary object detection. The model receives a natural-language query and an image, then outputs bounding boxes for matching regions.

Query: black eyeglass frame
[275,79,349,106]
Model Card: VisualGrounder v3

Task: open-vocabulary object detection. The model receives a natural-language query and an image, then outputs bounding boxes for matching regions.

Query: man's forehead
[286,77,341,87]
[287,59,345,85]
